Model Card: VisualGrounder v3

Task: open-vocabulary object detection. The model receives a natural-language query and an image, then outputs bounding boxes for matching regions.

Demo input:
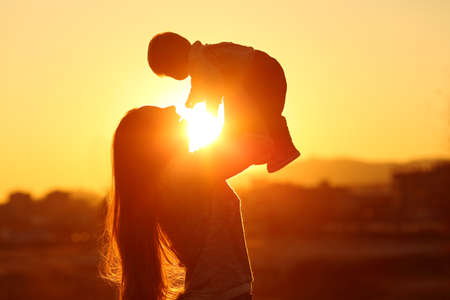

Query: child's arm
[186,42,224,112]
[186,76,223,113]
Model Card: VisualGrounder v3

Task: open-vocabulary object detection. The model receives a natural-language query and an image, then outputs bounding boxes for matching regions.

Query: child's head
[148,32,191,80]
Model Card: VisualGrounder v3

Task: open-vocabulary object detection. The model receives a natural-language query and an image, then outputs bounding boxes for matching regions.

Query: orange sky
[2,0,450,199]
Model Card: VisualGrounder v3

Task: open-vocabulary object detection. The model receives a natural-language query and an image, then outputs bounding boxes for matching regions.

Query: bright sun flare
[177,102,224,152]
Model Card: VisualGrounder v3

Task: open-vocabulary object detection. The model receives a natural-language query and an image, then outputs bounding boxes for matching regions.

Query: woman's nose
[163,105,180,123]
[165,105,176,113]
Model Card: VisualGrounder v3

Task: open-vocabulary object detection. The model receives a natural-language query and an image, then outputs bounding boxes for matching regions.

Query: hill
[231,157,448,188]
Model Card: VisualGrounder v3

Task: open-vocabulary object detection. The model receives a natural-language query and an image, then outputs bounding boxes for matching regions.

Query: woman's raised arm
[165,134,273,182]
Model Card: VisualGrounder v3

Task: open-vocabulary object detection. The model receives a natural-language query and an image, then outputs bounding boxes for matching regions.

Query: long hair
[101,106,184,300]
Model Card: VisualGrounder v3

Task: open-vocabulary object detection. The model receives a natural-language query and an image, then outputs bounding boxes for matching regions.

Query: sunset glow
[2,0,450,198]
[177,102,224,152]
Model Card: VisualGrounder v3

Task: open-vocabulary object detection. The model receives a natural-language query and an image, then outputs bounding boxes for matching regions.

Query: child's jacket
[187,41,255,108]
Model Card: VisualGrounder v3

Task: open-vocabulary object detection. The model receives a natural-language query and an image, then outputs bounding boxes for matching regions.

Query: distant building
[392,162,450,233]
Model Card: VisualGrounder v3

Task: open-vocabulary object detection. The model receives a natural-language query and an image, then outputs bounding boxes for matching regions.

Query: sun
[176,102,224,152]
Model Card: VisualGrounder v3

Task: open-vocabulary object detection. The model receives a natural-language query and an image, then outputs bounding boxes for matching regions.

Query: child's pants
[224,50,298,166]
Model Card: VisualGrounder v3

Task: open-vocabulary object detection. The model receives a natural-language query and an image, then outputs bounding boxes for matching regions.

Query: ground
[1,236,449,300]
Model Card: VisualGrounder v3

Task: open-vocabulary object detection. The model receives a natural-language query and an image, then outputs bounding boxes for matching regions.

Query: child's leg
[240,50,300,172]
[225,50,284,136]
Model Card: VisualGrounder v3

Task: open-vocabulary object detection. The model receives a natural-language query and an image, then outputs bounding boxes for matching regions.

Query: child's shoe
[266,116,300,173]
[267,142,300,173]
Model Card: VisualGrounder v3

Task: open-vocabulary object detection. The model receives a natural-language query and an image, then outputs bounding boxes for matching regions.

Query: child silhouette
[148,32,300,172]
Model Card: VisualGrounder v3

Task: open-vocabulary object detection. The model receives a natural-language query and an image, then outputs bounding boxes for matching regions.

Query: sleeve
[186,42,224,110]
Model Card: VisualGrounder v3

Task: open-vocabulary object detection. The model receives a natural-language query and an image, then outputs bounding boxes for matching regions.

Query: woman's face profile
[116,105,188,165]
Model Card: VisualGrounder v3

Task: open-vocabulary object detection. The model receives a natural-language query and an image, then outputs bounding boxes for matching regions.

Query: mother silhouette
[101,105,272,300]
